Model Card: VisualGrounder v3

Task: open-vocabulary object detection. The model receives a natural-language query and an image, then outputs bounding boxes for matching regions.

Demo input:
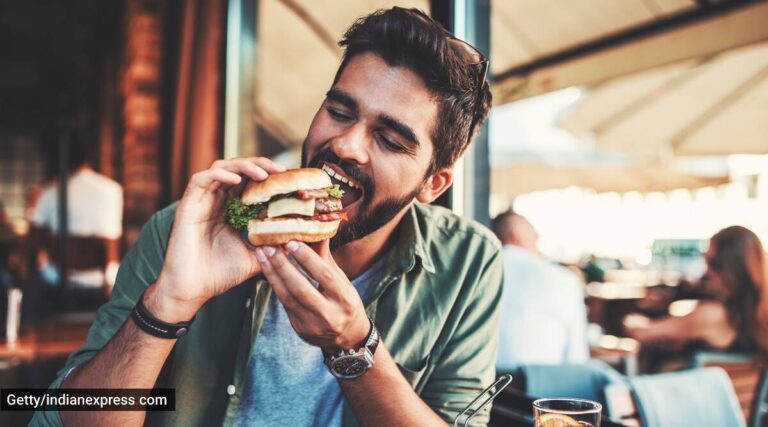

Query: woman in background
[625,226,768,362]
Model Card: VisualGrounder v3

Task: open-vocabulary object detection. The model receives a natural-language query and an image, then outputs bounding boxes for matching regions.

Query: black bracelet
[131,292,193,339]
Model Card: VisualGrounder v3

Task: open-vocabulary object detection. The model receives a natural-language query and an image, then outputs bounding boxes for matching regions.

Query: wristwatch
[323,317,380,379]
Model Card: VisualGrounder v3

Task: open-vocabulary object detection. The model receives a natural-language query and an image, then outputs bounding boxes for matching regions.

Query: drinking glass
[533,398,602,427]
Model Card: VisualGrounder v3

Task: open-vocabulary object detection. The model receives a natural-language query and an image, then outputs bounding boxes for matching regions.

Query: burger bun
[241,168,332,204]
[247,218,341,246]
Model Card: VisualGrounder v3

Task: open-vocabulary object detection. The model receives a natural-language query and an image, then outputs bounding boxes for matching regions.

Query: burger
[225,168,346,246]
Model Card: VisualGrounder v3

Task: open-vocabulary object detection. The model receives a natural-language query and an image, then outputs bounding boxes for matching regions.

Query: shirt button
[227,385,236,396]
[245,299,251,308]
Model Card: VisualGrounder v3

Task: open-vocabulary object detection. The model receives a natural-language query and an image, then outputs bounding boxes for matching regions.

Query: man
[33,8,501,427]
[492,211,589,371]
[31,138,123,291]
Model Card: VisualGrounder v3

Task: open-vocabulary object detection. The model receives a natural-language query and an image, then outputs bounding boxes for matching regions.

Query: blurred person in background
[30,134,123,299]
[492,210,590,371]
[624,226,768,366]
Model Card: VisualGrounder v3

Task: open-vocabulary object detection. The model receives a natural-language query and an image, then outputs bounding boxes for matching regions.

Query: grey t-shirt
[234,255,386,427]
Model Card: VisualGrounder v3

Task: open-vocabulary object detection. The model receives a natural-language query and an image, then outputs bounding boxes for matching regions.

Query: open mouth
[322,163,364,209]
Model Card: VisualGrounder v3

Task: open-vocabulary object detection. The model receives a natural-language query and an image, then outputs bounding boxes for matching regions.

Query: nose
[329,123,370,166]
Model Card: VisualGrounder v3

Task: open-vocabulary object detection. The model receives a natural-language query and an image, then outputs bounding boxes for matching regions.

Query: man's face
[302,53,439,248]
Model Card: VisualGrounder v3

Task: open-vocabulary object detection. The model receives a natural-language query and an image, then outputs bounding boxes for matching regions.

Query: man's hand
[255,240,370,351]
[149,157,286,322]
[256,241,448,426]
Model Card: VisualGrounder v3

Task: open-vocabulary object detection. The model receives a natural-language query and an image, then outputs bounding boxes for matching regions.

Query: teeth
[323,163,360,190]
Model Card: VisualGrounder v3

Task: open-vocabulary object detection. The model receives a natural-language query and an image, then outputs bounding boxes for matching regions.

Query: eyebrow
[326,89,357,112]
[326,88,421,150]
[379,114,420,149]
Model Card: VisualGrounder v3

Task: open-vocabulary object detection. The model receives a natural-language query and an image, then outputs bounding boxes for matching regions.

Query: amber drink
[533,398,601,427]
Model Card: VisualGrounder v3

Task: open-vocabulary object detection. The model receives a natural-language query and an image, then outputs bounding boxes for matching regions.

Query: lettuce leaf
[325,185,344,199]
[225,197,265,230]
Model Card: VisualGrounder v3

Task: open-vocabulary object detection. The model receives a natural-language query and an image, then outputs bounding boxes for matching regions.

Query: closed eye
[375,131,409,153]
[326,106,354,122]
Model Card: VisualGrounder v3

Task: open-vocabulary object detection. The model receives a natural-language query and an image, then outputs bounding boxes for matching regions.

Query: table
[586,282,648,336]
[0,313,91,362]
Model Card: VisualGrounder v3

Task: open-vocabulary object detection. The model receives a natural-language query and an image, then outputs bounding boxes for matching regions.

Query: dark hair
[41,127,90,180]
[335,7,492,176]
[66,135,88,171]
[709,226,768,356]
[490,209,516,239]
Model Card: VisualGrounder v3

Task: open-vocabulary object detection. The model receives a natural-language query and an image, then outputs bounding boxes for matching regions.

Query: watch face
[331,355,372,379]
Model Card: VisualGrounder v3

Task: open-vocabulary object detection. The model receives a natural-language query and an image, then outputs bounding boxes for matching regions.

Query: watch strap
[364,318,379,355]
[323,316,379,359]
[131,292,193,339]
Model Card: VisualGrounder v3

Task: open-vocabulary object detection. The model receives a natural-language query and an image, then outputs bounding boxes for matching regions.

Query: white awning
[558,41,768,157]
[491,162,729,197]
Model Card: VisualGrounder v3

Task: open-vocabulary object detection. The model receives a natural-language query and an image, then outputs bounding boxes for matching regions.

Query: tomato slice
[309,212,347,222]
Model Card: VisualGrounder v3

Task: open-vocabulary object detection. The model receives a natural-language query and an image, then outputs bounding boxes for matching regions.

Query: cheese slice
[267,197,315,218]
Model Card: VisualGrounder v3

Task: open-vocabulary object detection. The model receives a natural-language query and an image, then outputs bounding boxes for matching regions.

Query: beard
[302,145,423,250]
[331,187,421,250]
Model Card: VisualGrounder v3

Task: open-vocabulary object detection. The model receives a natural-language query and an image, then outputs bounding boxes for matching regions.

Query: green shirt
[32,202,503,426]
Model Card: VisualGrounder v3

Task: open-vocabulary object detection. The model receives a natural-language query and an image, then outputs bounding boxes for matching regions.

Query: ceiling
[490,0,695,75]
[491,0,768,105]
[558,41,768,157]
[491,162,730,197]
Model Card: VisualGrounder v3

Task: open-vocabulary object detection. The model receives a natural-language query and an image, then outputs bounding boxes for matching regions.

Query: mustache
[308,149,373,194]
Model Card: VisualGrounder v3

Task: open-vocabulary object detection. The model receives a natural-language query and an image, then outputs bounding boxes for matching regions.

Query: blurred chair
[49,235,114,273]
[607,367,745,427]
[692,350,756,366]
[692,350,766,421]
[500,359,627,424]
[605,382,641,426]
[43,233,117,311]
[749,369,768,427]
[516,360,625,409]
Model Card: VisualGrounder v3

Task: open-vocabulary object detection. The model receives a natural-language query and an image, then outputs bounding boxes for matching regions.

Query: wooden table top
[0,314,92,361]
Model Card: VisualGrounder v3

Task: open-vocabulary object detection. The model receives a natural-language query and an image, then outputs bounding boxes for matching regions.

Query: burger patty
[314,197,343,213]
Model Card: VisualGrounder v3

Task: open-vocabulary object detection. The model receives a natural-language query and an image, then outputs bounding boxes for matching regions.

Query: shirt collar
[386,203,435,276]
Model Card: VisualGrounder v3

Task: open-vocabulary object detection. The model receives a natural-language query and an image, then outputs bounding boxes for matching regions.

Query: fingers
[284,240,345,299]
[250,157,288,174]
[256,246,328,314]
[257,245,366,349]
[185,168,242,201]
[190,168,242,188]
[184,156,287,204]
[256,247,299,310]
[211,157,286,182]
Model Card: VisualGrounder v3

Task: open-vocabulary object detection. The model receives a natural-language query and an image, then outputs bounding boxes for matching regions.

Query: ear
[416,168,453,204]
